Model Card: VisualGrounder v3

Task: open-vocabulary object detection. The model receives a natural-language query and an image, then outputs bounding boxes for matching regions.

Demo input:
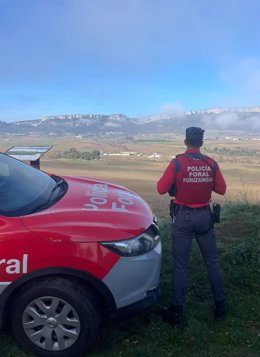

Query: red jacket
[157,148,227,208]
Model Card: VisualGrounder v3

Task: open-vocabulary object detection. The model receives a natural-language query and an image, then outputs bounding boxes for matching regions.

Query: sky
[0,0,260,122]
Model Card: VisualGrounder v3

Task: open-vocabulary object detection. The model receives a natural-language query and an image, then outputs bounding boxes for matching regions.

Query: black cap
[186,127,205,139]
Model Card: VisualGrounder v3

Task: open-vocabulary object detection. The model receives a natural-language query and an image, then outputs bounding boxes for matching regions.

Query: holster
[169,201,178,218]
[212,203,221,223]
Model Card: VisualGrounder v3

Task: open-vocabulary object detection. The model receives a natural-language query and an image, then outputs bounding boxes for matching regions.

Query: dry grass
[1,135,259,217]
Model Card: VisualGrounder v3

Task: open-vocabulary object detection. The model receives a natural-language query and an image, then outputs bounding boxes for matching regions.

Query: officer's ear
[184,139,187,146]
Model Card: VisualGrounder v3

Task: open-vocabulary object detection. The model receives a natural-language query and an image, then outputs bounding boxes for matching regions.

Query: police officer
[157,127,227,327]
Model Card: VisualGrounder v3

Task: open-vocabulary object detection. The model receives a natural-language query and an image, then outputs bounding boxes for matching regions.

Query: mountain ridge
[1,106,260,136]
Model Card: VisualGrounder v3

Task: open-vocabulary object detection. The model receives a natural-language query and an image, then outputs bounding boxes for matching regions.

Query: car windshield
[0,153,67,217]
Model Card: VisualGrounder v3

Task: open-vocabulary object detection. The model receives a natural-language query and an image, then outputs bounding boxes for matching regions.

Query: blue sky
[1,0,260,122]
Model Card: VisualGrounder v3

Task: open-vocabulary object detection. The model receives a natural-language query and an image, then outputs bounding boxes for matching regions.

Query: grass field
[42,136,260,217]
[0,136,259,356]
[0,203,259,357]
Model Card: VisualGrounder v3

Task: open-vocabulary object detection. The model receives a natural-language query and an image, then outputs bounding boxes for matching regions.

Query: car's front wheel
[11,277,102,357]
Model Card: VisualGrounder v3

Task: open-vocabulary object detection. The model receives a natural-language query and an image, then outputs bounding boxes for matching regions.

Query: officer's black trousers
[171,207,225,306]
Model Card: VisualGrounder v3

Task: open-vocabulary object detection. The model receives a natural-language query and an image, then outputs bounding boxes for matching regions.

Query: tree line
[55,148,101,160]
[204,147,259,157]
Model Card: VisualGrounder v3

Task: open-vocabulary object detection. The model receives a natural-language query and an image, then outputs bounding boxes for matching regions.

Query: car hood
[20,176,154,242]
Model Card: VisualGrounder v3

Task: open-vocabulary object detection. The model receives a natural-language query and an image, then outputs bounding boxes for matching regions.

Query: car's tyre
[11,277,102,357]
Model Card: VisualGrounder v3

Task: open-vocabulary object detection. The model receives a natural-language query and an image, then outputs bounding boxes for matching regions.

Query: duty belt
[177,205,209,211]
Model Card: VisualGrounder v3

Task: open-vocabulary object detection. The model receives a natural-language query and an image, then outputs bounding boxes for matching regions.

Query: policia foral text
[157,127,227,327]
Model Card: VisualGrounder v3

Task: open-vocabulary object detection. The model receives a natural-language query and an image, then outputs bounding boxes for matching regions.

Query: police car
[0,149,161,357]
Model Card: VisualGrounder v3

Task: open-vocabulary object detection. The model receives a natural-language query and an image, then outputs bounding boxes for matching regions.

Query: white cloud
[103,122,121,128]
[200,111,260,131]
[160,102,185,117]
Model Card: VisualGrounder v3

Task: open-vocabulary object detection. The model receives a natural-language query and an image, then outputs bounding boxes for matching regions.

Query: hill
[0,106,260,137]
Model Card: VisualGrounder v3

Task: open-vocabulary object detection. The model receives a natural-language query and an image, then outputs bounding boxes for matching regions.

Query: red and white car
[0,152,161,357]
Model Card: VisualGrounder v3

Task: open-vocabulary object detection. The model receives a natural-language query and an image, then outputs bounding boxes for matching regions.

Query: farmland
[1,135,259,217]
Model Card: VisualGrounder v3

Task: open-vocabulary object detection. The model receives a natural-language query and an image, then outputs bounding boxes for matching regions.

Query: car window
[0,153,66,217]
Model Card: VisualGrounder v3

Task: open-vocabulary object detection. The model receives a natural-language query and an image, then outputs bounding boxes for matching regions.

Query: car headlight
[101,224,160,257]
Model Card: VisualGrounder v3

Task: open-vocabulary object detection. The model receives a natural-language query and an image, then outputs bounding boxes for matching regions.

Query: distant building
[148,153,161,158]
[104,151,137,156]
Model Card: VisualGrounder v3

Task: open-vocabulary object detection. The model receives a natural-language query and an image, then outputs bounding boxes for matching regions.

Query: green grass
[0,203,259,357]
